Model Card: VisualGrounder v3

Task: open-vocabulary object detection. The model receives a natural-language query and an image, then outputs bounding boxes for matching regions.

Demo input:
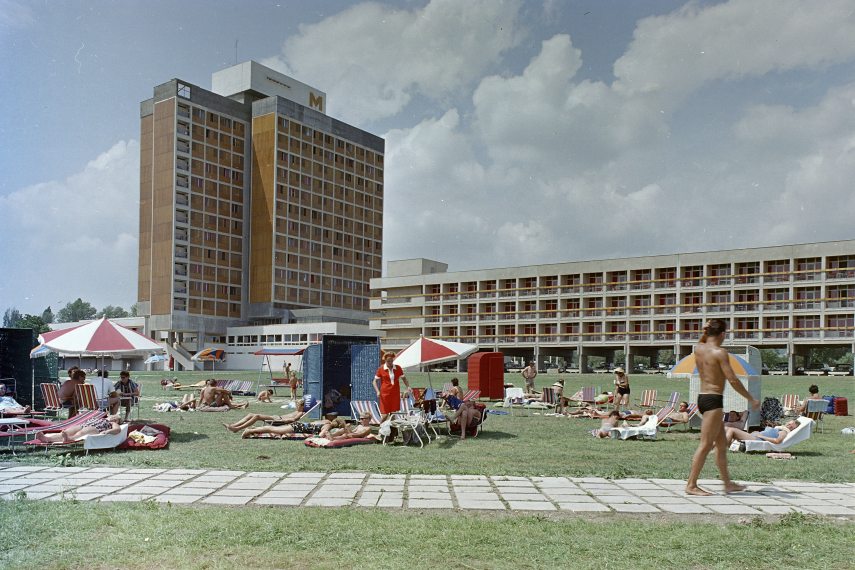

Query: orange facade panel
[150,98,176,316]
[137,114,154,303]
[249,113,276,303]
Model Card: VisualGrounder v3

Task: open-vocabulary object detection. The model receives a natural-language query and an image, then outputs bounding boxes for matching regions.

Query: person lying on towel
[322,411,379,441]
[725,419,799,446]
[35,414,122,443]
[223,400,305,432]
[240,411,344,439]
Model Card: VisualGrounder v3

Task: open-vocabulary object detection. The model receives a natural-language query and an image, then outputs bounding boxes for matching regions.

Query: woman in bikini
[613,367,630,412]
[35,414,123,443]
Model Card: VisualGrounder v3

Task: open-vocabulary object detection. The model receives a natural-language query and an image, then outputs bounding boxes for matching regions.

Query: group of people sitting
[168,379,250,412]
[58,367,140,421]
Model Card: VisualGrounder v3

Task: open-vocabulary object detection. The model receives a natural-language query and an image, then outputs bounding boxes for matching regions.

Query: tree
[56,298,97,323]
[129,302,140,317]
[41,306,54,324]
[15,314,50,334]
[2,307,22,327]
[97,305,129,318]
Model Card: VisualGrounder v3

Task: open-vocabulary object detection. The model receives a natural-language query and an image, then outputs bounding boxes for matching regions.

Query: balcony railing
[794,329,820,338]
[629,307,650,315]
[706,278,732,286]
[826,299,855,309]
[734,303,758,311]
[793,301,821,310]
[827,269,855,279]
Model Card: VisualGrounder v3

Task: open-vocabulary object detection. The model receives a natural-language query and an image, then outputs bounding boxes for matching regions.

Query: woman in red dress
[373,352,411,420]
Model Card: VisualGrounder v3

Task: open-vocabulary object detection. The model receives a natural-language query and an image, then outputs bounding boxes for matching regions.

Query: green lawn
[5,371,854,483]
[2,370,854,569]
[0,500,853,570]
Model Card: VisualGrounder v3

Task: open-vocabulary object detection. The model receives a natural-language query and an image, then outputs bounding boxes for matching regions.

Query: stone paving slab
[0,466,852,519]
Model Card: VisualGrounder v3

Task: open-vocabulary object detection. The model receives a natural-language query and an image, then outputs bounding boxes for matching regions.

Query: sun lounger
[0,410,106,444]
[742,417,814,452]
[461,389,480,402]
[609,406,674,440]
[76,383,105,412]
[638,389,657,409]
[780,393,800,417]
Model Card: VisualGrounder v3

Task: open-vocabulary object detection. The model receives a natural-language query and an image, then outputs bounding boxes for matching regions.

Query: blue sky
[2,0,855,316]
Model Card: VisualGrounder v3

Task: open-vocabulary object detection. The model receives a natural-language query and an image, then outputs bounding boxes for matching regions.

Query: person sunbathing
[35,414,122,443]
[592,410,622,438]
[223,400,305,432]
[319,411,378,440]
[725,420,799,446]
[723,410,747,429]
[241,412,343,439]
[200,379,248,410]
[797,384,824,415]
[665,402,691,424]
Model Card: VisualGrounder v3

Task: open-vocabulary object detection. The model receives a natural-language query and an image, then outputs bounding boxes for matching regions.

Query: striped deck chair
[638,389,657,409]
[461,390,480,402]
[0,410,106,445]
[531,387,559,412]
[411,388,424,402]
[39,383,64,416]
[656,391,680,407]
[76,383,104,412]
[662,403,699,432]
[350,400,383,425]
[780,393,800,417]
[265,400,320,425]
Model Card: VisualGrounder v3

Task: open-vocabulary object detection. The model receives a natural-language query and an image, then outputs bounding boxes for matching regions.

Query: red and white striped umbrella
[38,317,163,354]
[393,336,478,369]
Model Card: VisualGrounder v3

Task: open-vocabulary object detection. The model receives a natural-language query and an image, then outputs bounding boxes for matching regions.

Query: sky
[2,0,855,316]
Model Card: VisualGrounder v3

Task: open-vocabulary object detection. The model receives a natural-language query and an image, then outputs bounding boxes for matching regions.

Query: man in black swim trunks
[686,319,760,496]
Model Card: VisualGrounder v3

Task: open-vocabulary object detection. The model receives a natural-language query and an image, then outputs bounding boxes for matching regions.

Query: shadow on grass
[168,431,209,443]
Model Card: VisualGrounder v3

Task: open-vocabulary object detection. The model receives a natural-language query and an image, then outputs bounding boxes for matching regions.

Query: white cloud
[378,0,855,273]
[0,140,139,314]
[614,0,855,103]
[262,0,524,123]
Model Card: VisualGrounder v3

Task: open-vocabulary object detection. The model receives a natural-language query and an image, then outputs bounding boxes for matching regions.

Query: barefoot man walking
[686,319,760,496]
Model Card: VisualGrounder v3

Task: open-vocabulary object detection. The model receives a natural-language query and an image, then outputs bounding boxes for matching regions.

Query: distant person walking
[686,319,760,496]
[613,367,630,412]
[522,361,537,393]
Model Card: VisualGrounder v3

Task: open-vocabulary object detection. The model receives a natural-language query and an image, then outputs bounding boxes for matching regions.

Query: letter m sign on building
[309,92,324,112]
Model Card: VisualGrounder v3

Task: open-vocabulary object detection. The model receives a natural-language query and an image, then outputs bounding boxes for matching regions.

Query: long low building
[369,241,855,373]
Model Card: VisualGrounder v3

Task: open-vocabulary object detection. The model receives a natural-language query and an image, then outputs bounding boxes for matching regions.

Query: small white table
[0,418,30,451]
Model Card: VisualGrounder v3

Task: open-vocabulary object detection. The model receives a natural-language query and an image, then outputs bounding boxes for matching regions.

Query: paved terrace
[2,464,854,518]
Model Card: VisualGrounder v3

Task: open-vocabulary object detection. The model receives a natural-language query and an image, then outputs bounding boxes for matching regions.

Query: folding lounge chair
[0,410,107,446]
[637,389,657,409]
[662,403,699,432]
[502,387,528,416]
[780,394,800,417]
[609,405,674,440]
[76,383,104,412]
[540,387,559,412]
[742,416,814,452]
[461,390,480,402]
[388,399,431,447]
[24,422,129,455]
[39,383,65,417]
[804,398,826,433]
[350,400,383,425]
[264,400,320,425]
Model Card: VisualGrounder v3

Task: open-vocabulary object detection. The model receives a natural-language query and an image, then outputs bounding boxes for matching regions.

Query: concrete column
[578,345,588,374]
[787,342,795,375]
[624,345,632,372]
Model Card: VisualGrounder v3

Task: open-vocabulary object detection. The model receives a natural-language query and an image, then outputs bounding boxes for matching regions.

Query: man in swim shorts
[686,319,760,496]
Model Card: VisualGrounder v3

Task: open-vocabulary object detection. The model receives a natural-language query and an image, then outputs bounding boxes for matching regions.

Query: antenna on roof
[234,39,238,65]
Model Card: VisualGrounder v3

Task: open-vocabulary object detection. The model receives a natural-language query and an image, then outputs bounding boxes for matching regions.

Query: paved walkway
[1,464,854,518]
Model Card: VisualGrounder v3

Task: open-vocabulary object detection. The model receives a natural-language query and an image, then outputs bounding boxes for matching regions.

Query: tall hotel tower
[137,62,384,345]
